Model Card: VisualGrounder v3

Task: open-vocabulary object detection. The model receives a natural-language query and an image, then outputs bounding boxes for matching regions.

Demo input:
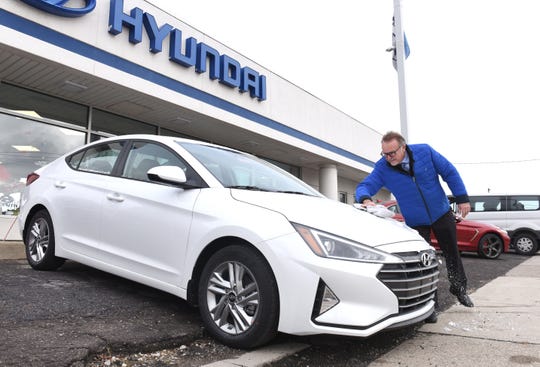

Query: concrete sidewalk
[369,255,540,367]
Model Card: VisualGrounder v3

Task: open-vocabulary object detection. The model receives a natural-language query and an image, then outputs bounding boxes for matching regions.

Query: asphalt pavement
[1,241,539,367]
[0,241,209,367]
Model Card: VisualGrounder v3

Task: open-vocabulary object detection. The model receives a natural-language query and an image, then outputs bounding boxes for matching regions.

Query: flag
[391,16,410,70]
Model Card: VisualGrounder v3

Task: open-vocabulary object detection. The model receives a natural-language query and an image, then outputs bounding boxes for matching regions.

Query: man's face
[381,139,405,166]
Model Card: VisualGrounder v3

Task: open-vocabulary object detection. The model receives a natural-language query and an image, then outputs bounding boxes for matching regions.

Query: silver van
[465,194,540,256]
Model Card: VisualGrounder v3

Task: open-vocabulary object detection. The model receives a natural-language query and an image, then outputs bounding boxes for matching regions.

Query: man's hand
[362,199,375,207]
[457,202,471,218]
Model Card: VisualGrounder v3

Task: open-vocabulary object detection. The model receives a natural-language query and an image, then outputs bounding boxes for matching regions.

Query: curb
[0,241,25,260]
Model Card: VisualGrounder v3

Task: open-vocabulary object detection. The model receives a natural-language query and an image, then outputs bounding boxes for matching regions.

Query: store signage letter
[108,0,266,101]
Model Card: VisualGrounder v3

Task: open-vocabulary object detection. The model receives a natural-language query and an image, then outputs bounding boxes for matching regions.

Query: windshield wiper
[227,185,270,191]
[227,186,313,196]
[273,190,312,196]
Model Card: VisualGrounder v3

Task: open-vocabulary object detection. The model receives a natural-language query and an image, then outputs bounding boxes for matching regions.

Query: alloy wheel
[206,261,260,335]
[28,217,50,262]
[478,233,503,259]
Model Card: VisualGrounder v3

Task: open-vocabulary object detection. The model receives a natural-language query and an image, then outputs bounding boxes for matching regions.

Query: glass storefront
[0,82,301,240]
[92,109,157,136]
[0,112,86,215]
[0,82,162,226]
[0,83,88,128]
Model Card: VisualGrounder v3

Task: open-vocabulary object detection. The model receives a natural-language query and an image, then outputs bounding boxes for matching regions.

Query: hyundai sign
[19,0,96,17]
[19,0,267,101]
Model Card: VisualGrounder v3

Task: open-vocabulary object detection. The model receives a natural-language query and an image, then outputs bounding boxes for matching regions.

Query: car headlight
[292,223,401,263]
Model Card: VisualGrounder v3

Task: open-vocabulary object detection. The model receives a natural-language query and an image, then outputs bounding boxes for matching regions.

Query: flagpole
[393,0,409,141]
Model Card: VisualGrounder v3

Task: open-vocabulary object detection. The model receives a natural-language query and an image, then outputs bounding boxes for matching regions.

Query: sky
[146,0,540,195]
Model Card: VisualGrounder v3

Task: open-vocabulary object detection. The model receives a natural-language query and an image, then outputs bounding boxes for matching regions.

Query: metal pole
[393,0,409,141]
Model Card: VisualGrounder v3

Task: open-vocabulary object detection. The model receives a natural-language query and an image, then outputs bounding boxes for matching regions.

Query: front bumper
[269,238,439,337]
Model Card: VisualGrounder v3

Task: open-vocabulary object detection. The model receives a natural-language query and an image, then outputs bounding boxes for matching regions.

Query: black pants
[413,210,468,295]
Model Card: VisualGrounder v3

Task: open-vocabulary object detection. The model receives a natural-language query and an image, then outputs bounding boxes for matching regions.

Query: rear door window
[67,141,124,175]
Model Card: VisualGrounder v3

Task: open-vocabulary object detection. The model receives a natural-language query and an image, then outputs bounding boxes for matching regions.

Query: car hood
[230,190,426,248]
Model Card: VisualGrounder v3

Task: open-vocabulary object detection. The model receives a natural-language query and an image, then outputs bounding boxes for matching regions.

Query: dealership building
[0,0,389,240]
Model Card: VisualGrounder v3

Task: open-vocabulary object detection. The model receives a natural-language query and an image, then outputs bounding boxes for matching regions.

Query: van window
[509,196,540,211]
[469,195,540,212]
[469,196,505,212]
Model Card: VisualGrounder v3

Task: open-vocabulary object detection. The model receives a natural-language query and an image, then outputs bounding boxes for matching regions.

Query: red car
[382,200,510,259]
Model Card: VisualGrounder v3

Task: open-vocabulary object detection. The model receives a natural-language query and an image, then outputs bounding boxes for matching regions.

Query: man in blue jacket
[356,131,474,322]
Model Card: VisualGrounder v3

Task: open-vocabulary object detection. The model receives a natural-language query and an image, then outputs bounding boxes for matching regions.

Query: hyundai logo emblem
[420,252,434,267]
[20,0,96,17]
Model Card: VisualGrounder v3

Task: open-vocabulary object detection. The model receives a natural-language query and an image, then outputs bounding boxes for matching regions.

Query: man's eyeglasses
[381,145,402,158]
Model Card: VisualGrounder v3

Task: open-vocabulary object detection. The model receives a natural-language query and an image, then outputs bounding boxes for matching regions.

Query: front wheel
[513,233,538,256]
[25,209,65,270]
[198,244,279,349]
[477,233,503,259]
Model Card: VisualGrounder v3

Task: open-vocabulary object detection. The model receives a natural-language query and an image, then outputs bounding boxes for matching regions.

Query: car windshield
[179,142,321,196]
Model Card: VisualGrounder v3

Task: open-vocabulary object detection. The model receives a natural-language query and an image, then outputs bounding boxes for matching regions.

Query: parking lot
[1,242,535,367]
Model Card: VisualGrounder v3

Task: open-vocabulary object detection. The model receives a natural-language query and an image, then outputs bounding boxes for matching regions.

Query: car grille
[377,250,439,314]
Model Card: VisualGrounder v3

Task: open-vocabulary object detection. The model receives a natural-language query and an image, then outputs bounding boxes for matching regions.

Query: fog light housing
[312,279,340,318]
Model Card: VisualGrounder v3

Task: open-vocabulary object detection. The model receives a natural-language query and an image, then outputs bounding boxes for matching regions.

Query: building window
[0,111,85,217]
[263,157,301,179]
[339,192,348,203]
[0,83,88,128]
[160,127,194,139]
[92,109,156,136]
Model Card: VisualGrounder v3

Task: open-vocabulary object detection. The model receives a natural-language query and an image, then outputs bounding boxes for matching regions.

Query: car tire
[513,233,538,256]
[25,210,65,270]
[197,244,279,349]
[477,233,504,259]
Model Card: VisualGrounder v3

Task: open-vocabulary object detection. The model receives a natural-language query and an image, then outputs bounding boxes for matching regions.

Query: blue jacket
[355,144,469,227]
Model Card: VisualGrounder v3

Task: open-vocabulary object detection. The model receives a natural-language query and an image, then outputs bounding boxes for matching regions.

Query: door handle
[54,181,66,189]
[106,193,125,202]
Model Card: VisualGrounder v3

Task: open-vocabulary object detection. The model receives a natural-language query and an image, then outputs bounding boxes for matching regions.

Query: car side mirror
[147,166,188,186]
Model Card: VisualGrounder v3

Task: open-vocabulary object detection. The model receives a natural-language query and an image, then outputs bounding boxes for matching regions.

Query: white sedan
[18,134,438,348]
